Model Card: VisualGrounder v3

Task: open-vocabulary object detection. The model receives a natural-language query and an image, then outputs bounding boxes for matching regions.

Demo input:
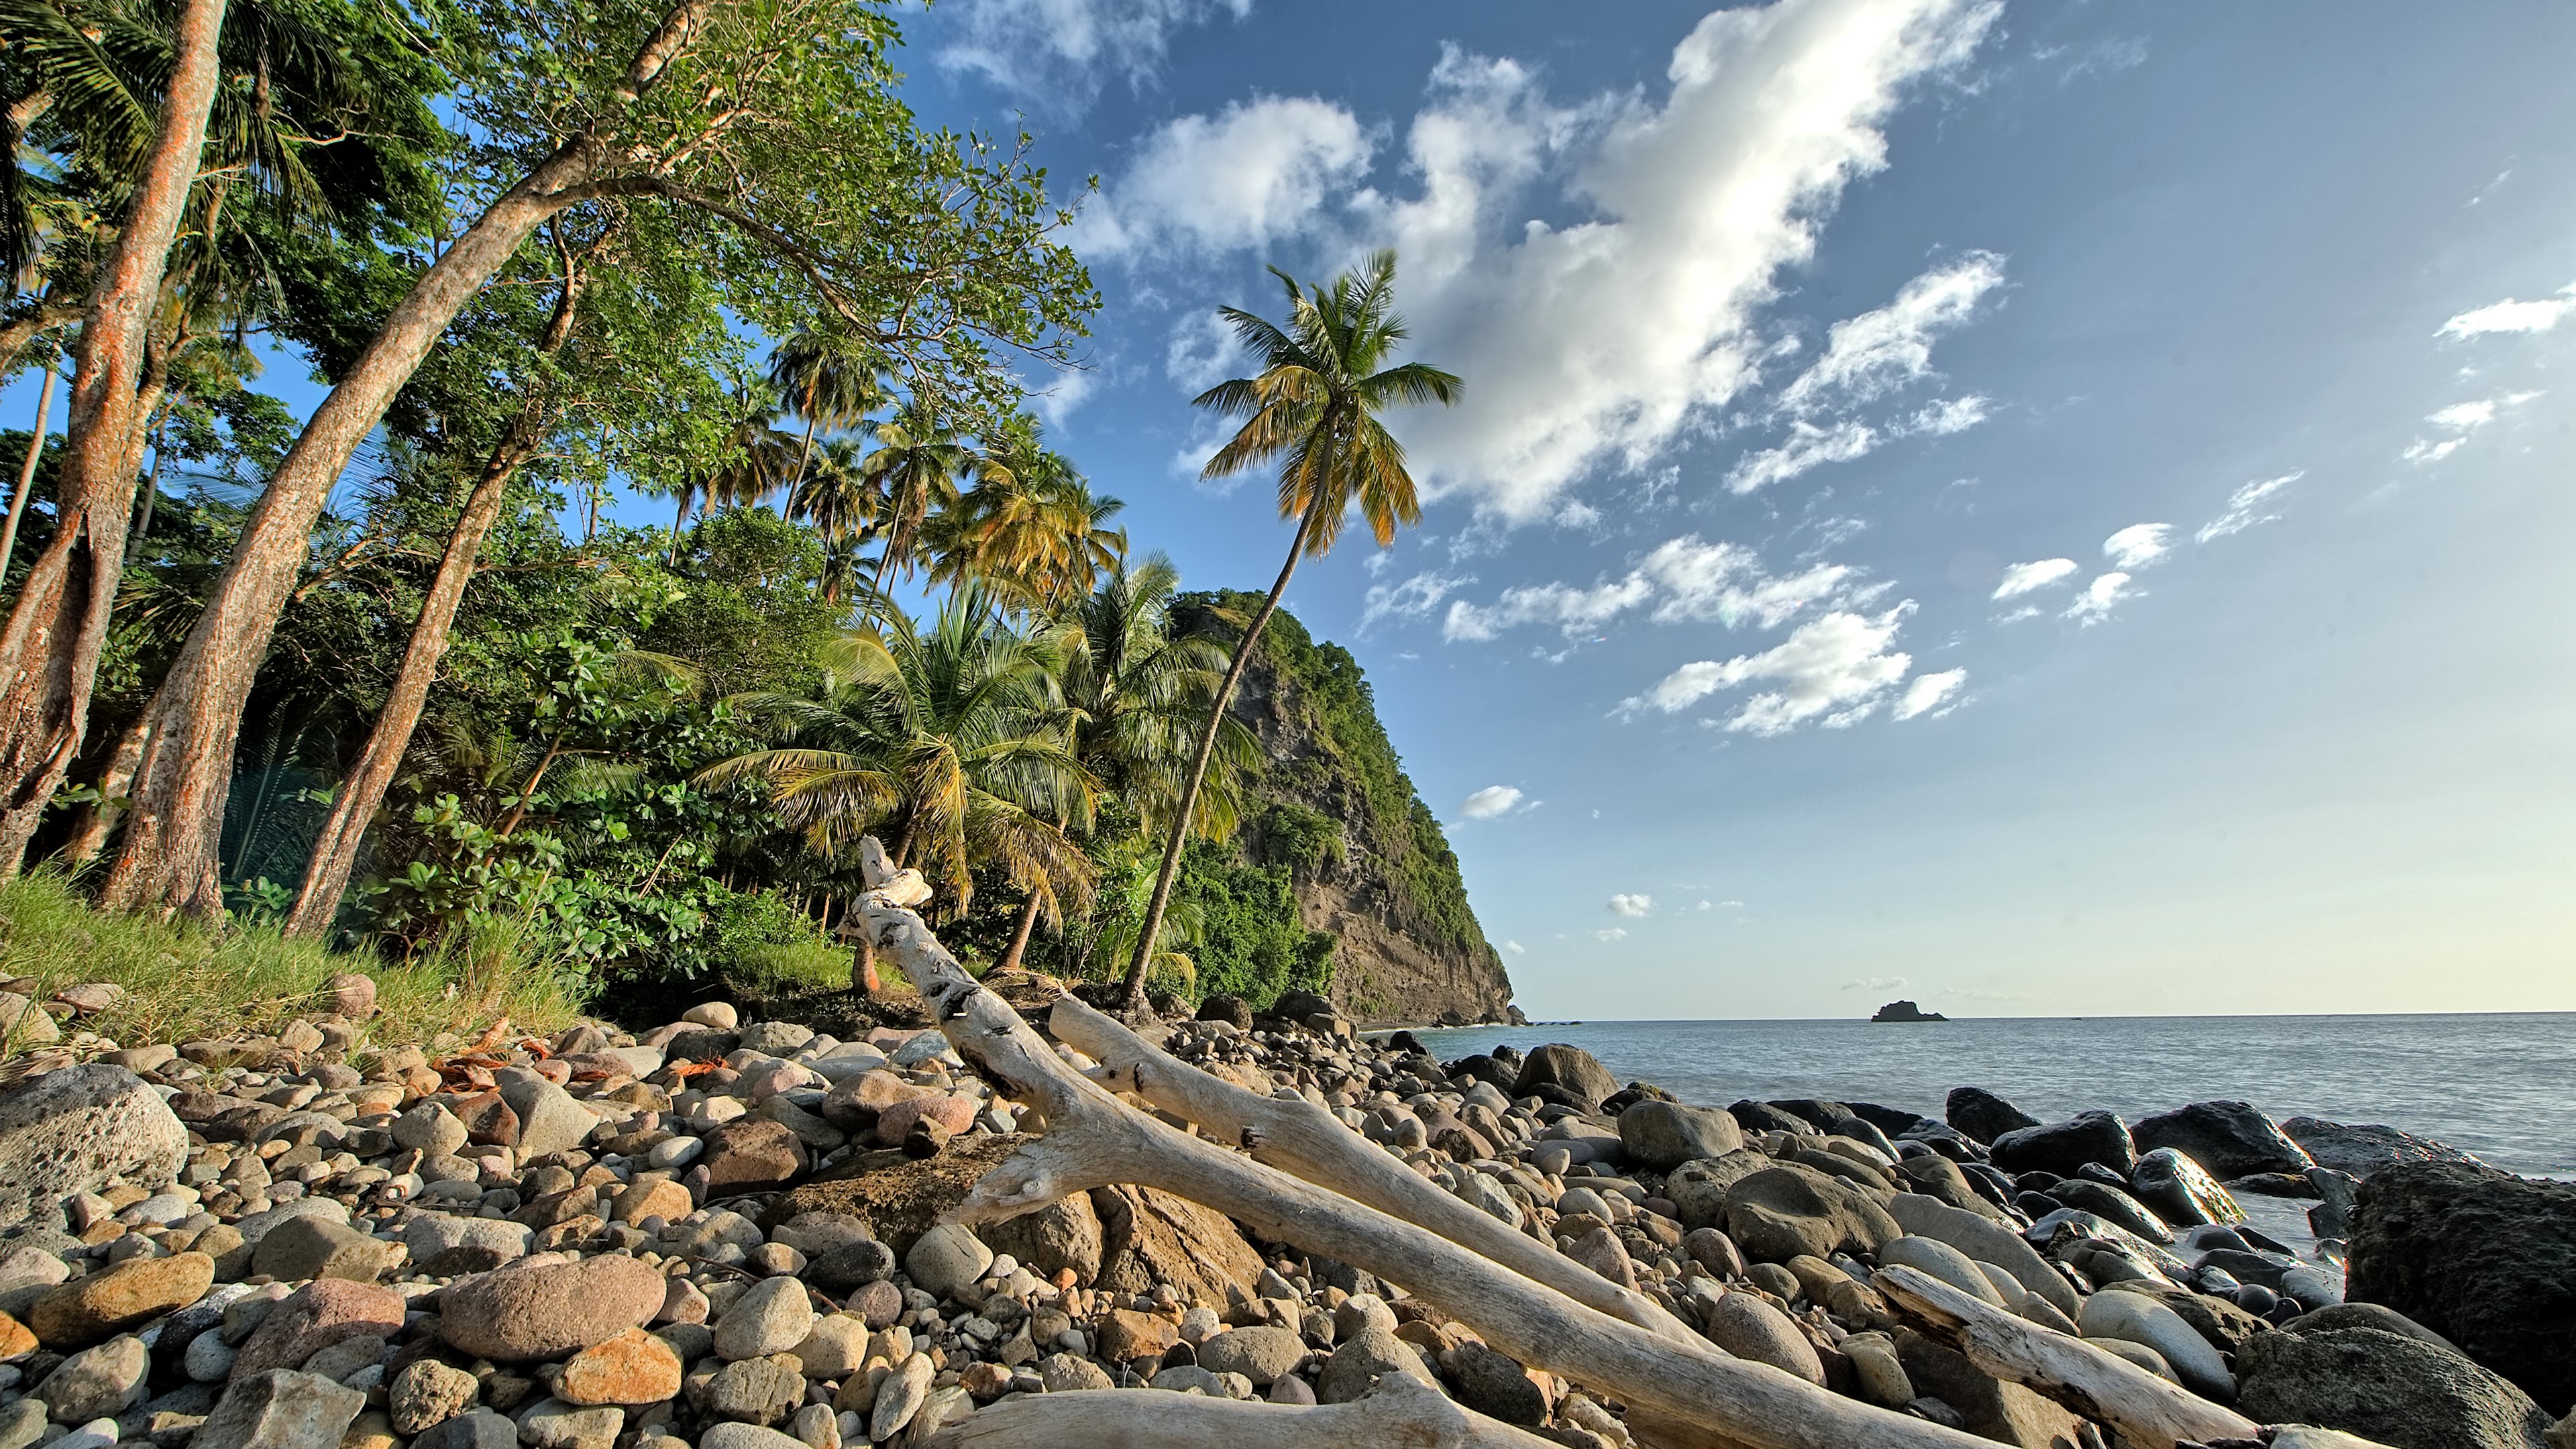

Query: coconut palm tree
[1121,250,1459,1010]
[785,435,880,605]
[697,588,1097,987]
[767,328,885,482]
[858,400,979,592]
[668,382,800,559]
[929,441,1128,610]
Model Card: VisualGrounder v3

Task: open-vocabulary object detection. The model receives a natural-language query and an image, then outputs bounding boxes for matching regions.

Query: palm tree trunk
[0,0,227,877]
[1122,502,1316,1011]
[0,362,58,575]
[998,888,1044,974]
[285,241,592,938]
[94,0,716,918]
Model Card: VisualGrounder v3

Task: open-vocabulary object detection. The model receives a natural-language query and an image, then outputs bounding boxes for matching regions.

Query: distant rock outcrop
[1870,1000,1947,1023]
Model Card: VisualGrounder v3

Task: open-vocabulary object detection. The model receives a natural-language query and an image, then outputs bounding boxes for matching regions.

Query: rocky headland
[0,969,2569,1449]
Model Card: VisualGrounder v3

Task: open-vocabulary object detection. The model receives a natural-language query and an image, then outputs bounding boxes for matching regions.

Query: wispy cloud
[2102,523,2173,570]
[2402,391,2541,465]
[934,0,1254,104]
[1840,974,1909,991]
[1892,667,1967,719]
[1619,602,1958,736]
[1591,927,1628,943]
[2061,571,2135,626]
[1360,570,1476,633]
[2197,471,2303,544]
[1501,939,1525,955]
[1774,252,2008,415]
[2436,282,2576,339]
[1446,535,1881,643]
[1991,558,2078,599]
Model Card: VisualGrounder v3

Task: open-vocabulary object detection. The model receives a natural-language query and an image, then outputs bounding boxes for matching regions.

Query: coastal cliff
[1183,592,1516,1027]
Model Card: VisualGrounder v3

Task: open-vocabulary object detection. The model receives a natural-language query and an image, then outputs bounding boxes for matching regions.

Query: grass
[0,871,588,1056]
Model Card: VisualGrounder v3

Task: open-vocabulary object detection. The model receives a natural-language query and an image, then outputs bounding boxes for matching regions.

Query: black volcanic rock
[1870,999,1947,1022]
[1990,1110,2137,1177]
[2132,1100,2314,1180]
[1945,1087,2041,1146]
[2348,1162,2576,1415]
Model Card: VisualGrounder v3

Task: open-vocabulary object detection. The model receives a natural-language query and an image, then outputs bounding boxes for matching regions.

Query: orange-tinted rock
[1096,1307,1179,1362]
[700,1118,807,1192]
[0,1309,36,1359]
[555,1328,683,1406]
[872,1095,973,1148]
[28,1252,214,1347]
[612,1178,693,1226]
[231,1279,405,1379]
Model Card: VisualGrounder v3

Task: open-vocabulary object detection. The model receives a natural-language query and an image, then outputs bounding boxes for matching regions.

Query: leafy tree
[1122,250,1458,1009]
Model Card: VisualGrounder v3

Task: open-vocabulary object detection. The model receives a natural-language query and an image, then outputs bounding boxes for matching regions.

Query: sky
[12,0,2573,1020]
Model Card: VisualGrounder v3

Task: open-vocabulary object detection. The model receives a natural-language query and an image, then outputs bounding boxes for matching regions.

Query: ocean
[1409,1012,2575,1178]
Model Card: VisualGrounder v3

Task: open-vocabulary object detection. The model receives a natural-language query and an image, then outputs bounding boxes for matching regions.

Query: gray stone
[1314,1326,1431,1404]
[2131,1101,2314,1181]
[297,1334,384,1385]
[2130,1147,2245,1227]
[1879,1236,2006,1308]
[194,1370,366,1449]
[1944,1087,2039,1145]
[494,1078,596,1161]
[2047,1178,2174,1244]
[0,1065,188,1226]
[1149,1365,1228,1395]
[1036,1354,1112,1393]
[1704,1292,1823,1385]
[902,1224,992,1302]
[787,1315,869,1379]
[251,1217,396,1283]
[2239,1326,2551,1449]
[0,992,57,1044]
[1721,1163,1899,1263]
[391,1105,469,1159]
[2080,1289,2235,1403]
[515,1398,621,1449]
[2347,1162,2576,1415]
[1511,1045,1616,1108]
[38,1335,150,1422]
[807,1240,896,1292]
[0,1400,45,1449]
[1617,1101,1745,1170]
[712,1277,815,1362]
[1196,1326,1307,1386]
[1990,1111,2137,1178]
[411,1409,517,1449]
[698,1424,809,1449]
[1888,1192,2083,1316]
[388,1360,479,1436]
[869,1356,933,1441]
[1447,1341,1544,1424]
[400,1216,531,1275]
[2282,1117,2484,1179]
[704,1356,804,1426]
[737,1023,814,1057]
[1662,1150,1774,1232]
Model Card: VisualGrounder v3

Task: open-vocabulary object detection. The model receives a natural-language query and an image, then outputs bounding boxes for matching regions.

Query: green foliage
[1175,840,1334,1009]
[1261,800,1342,869]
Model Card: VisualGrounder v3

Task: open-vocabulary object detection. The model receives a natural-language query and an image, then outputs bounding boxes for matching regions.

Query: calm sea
[1409,1014,2576,1179]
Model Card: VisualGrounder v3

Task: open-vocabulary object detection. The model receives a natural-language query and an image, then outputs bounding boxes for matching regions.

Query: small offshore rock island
[1871,1000,1950,1022]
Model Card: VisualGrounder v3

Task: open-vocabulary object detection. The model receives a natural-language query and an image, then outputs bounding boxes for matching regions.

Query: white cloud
[1445,534,1875,641]
[2403,391,2541,465]
[2196,470,2302,544]
[1459,786,1523,820]
[1502,940,1525,955]
[934,0,1252,99]
[1840,974,1909,991]
[1904,394,1992,435]
[1725,419,1878,493]
[1892,667,1966,720]
[2061,571,2134,625]
[2102,523,2172,570]
[1165,311,1242,392]
[1075,95,1372,258]
[2436,282,2576,339]
[1607,893,1654,917]
[1619,602,1927,735]
[1990,558,2078,599]
[1360,570,1474,633]
[1715,899,1746,909]
[1591,928,1629,943]
[1554,500,1603,529]
[1774,252,2006,415]
[1355,1,2002,520]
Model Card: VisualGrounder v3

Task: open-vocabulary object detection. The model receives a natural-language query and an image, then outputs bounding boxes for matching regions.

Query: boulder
[2284,1117,2485,1178]
[494,1077,595,1161]
[36,1334,150,1421]
[1195,996,1253,1030]
[2130,1147,2245,1227]
[2079,1287,2234,1402]
[1197,1325,1307,1386]
[196,1369,366,1449]
[401,1216,531,1275]
[1944,1087,2039,1145]
[28,1251,213,1348]
[1511,1045,1616,1109]
[1446,1340,1546,1425]
[436,1256,665,1362]
[1886,1193,2081,1317]
[759,1135,1029,1257]
[1089,1184,1263,1306]
[977,1191,1104,1285]
[2237,1326,2552,1449]
[1702,1293,1823,1385]
[1662,1150,1774,1232]
[2131,1101,2313,1180]
[1880,1237,2006,1307]
[711,1278,814,1361]
[2046,1178,2173,1243]
[1990,1110,2135,1177]
[2347,1163,2576,1415]
[252,1216,400,1284]
[902,1224,993,1302]
[1722,1163,1899,1264]
[1315,1325,1432,1404]
[0,1064,188,1227]
[231,1281,405,1381]
[1617,1100,1745,1170]
[698,1118,807,1193]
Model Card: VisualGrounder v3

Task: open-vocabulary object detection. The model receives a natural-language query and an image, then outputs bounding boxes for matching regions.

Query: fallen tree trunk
[1046,993,1695,1344]
[1871,1265,2260,1449]
[851,839,1992,1449]
[928,1373,1556,1449]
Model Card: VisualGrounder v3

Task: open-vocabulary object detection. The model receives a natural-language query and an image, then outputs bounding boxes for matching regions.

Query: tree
[784,435,877,604]
[1120,250,1458,1011]
[857,398,975,593]
[928,425,1126,610]
[94,0,1094,916]
[698,590,1095,985]
[767,327,884,483]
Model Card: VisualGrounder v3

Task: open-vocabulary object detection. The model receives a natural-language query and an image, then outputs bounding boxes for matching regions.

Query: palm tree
[785,435,880,605]
[1121,250,1459,1010]
[857,400,978,592]
[698,589,1097,989]
[669,382,800,559]
[929,441,1128,610]
[767,328,885,482]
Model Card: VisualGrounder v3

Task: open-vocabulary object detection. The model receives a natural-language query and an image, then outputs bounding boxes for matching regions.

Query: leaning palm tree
[1121,250,1460,1010]
[786,435,881,605]
[858,400,981,593]
[697,589,1097,989]
[767,328,885,482]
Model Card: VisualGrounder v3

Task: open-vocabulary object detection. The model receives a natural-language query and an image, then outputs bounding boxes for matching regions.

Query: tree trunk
[996,888,1043,974]
[284,241,592,938]
[851,930,881,994]
[95,0,715,918]
[0,362,58,574]
[0,0,227,875]
[56,712,149,865]
[1122,501,1315,1010]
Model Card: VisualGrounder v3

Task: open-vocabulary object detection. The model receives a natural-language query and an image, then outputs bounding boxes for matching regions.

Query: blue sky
[11,1,2569,1019]
[895,0,2576,1020]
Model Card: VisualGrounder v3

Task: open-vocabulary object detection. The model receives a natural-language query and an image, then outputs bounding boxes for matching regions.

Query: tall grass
[0,872,588,1054]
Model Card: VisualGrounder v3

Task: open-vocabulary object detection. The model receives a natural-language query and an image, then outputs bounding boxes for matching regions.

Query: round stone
[437,1256,665,1362]
[712,1277,816,1362]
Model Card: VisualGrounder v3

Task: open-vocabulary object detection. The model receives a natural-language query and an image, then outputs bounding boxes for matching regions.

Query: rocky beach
[1,959,2571,1449]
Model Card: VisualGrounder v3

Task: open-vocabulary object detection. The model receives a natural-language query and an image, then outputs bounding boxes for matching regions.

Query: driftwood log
[934,1371,1560,1449]
[851,840,1994,1449]
[1871,1265,2262,1449]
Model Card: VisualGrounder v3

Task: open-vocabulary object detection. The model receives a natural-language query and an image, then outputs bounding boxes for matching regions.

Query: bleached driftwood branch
[1871,1266,2261,1449]
[852,839,1992,1449]
[1046,993,1696,1342]
[930,1371,1557,1449]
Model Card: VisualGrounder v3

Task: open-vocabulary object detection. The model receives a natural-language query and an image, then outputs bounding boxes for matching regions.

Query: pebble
[712,1277,814,1361]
